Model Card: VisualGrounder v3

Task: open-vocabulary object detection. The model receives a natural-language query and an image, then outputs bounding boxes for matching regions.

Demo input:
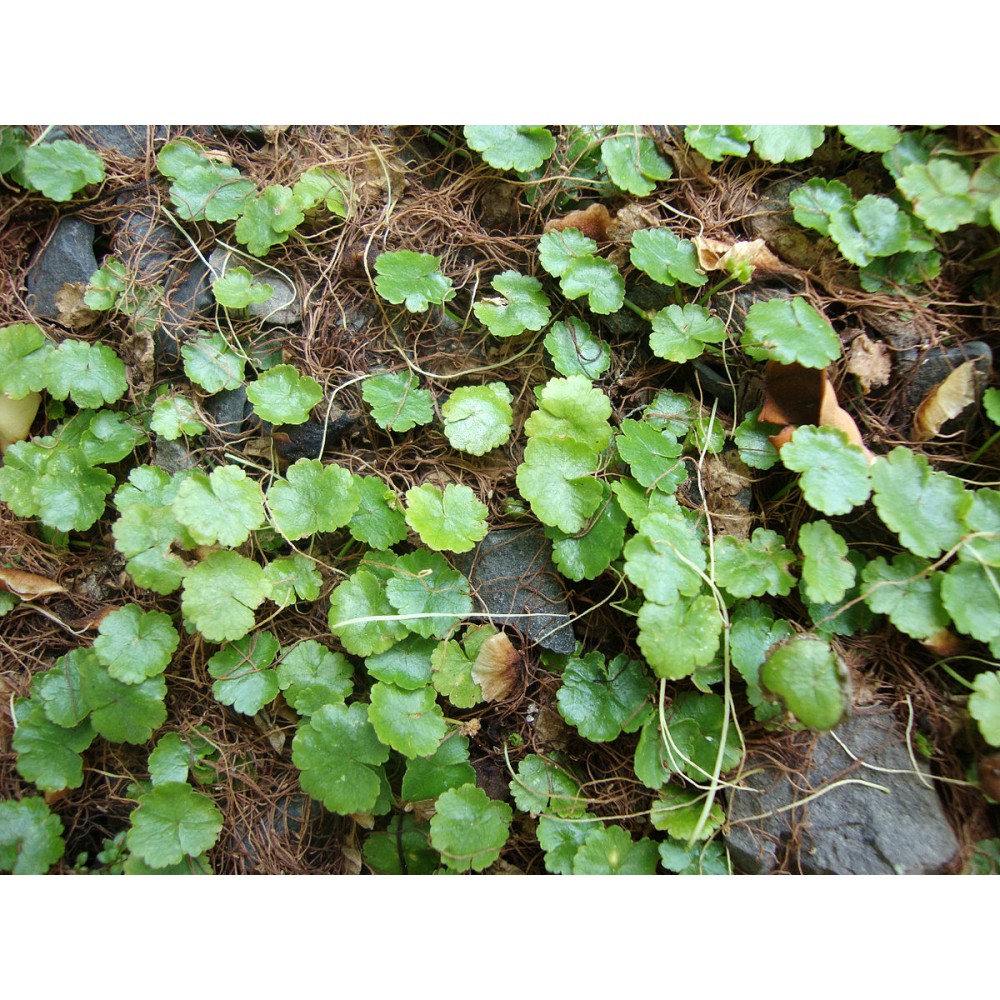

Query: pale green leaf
[544,318,610,379]
[941,561,1000,646]
[263,553,322,607]
[0,798,65,874]
[623,508,706,604]
[746,125,826,163]
[277,640,354,716]
[430,784,512,872]
[789,177,855,237]
[472,271,551,338]
[94,605,179,684]
[374,251,455,312]
[385,549,472,639]
[798,520,855,605]
[714,528,796,598]
[181,550,270,643]
[246,365,323,425]
[292,166,351,217]
[126,783,223,868]
[441,383,513,455]
[404,483,488,553]
[781,425,872,516]
[637,595,723,680]
[362,372,434,433]
[630,228,706,287]
[44,340,127,408]
[464,125,555,172]
[601,127,673,196]
[348,474,408,549]
[546,484,628,581]
[328,567,410,656]
[516,436,604,534]
[898,159,975,232]
[207,631,280,715]
[234,184,304,256]
[969,671,1000,747]
[19,140,104,201]
[150,395,206,440]
[181,331,246,393]
[172,465,265,548]
[733,407,781,470]
[649,304,726,362]
[760,637,850,730]
[828,195,911,267]
[838,125,901,153]
[157,139,254,222]
[267,458,360,540]
[684,125,751,161]
[211,266,273,309]
[860,553,948,640]
[31,650,91,727]
[368,682,447,759]
[0,323,52,397]
[510,753,587,818]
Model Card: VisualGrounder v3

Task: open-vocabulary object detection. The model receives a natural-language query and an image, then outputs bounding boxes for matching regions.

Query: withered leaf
[544,203,612,242]
[0,567,66,599]
[693,235,790,277]
[846,333,891,393]
[913,359,979,442]
[471,631,519,702]
[0,391,41,453]
[55,283,99,330]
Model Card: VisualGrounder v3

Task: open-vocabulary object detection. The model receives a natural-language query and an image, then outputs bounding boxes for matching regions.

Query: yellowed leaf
[693,235,790,277]
[0,566,66,599]
[913,359,979,441]
[0,391,41,453]
[55,282,99,330]
[846,333,891,393]
[471,631,519,702]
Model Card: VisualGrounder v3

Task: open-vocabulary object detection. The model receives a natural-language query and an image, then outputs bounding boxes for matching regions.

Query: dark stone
[725,706,961,874]
[114,199,182,284]
[160,260,213,366]
[203,386,250,439]
[456,527,576,654]
[272,411,358,463]
[25,217,98,319]
[47,125,166,159]
[747,177,824,269]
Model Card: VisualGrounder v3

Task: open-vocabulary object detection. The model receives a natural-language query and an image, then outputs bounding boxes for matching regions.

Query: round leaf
[760,637,850,730]
[126,783,223,868]
[429,784,512,872]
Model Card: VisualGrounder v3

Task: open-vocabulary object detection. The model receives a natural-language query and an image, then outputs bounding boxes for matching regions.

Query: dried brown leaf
[471,631,519,702]
[692,235,791,277]
[544,203,612,242]
[913,359,979,442]
[846,333,891,393]
[920,629,965,657]
[0,566,66,599]
[55,282,99,330]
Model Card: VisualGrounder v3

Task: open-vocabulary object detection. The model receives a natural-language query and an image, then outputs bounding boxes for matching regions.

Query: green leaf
[19,140,104,201]
[267,458,360,540]
[733,407,781,470]
[684,125,751,161]
[746,125,826,163]
[780,425,872,516]
[79,410,144,466]
[13,699,95,791]
[643,388,695,437]
[150,395,206,440]
[122,853,213,875]
[93,605,179,684]
[149,733,195,786]
[430,635,484,709]
[760,637,850,730]
[860,553,949,640]
[126,783,223,868]
[838,125,901,153]
[157,139,254,222]
[79,660,167,744]
[572,824,659,874]
[211,266,273,309]
[534,813,601,874]
[966,838,1000,874]
[374,251,455,312]
[516,436,604,534]
[293,702,390,815]
[789,177,855,237]
[623,508,706,604]
[277,640,354,716]
[181,550,270,643]
[658,838,730,875]
[441,383,513,455]
[637,595,723,680]
[969,672,1000,747]
[525,374,613,452]
[630,228,707,288]
[366,635,436,690]
[960,488,1000,567]
[650,784,725,841]
[464,125,555,172]
[714,528,796,598]
[367,682,447,759]
[328,567,410,656]
[556,652,653,742]
[649,304,726,362]
[31,650,91,727]
[349,474,408,549]
[362,372,434,433]
[0,323,52,397]
[430,784,512,872]
[828,195,911,267]
[741,296,841,368]
[234,184,304,256]
[870,446,971,558]
[181,331,246,393]
[292,166,351,217]
[363,815,438,875]
[805,550,875,639]
[246,365,323,425]
[730,600,795,721]
[403,483,488,553]
[898,159,975,232]
[611,477,683,529]
[263,553,322,607]
[510,754,587,818]
[172,465,265,548]
[984,388,1000,427]
[546,485,628,581]
[601,127,673,196]
[386,550,472,639]
[0,798,65,874]
[472,271,551,338]
[44,340,127,408]
[859,249,942,293]
[207,631,280,715]
[538,228,597,278]
[544,318,610,379]
[0,126,28,174]
[798,520,855,605]
[401,734,476,802]
[941,561,1000,647]
[661,691,742,782]
[537,230,624,315]
[0,441,115,532]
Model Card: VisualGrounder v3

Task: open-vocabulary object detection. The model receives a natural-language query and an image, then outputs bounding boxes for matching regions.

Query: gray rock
[725,706,961,874]
[208,246,300,325]
[747,177,824,270]
[46,126,166,159]
[456,527,576,654]
[25,217,98,319]
[203,386,250,439]
[899,341,993,413]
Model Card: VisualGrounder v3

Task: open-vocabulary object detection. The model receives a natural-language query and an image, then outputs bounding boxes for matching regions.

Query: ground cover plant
[1,124,999,874]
